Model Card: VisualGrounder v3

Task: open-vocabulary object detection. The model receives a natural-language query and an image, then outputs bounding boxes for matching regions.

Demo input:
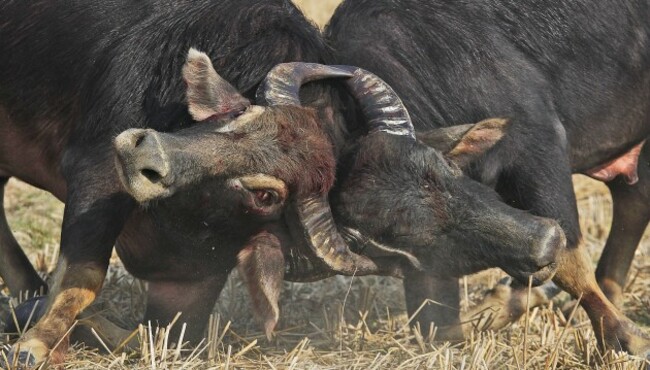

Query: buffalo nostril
[141,168,163,183]
[114,128,149,152]
[134,134,146,148]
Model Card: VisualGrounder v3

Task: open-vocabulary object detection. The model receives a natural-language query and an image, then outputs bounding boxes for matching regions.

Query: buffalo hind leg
[143,273,230,345]
[0,177,47,296]
[596,146,650,308]
[403,271,463,341]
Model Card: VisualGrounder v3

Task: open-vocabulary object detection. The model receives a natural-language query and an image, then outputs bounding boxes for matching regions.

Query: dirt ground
[1,1,648,368]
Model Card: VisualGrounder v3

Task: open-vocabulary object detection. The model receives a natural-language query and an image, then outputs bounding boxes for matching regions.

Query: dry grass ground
[1,1,649,368]
[293,0,342,27]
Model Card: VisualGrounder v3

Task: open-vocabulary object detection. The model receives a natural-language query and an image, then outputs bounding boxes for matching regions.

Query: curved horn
[257,62,381,276]
[292,195,380,276]
[256,63,353,106]
[336,66,416,139]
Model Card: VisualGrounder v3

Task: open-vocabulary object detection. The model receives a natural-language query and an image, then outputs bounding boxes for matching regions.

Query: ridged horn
[256,62,353,106]
[293,195,379,275]
[257,62,379,276]
[285,66,416,275]
[336,66,416,139]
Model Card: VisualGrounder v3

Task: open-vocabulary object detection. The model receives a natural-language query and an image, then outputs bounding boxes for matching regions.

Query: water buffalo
[325,0,650,358]
[0,0,339,365]
[0,0,565,366]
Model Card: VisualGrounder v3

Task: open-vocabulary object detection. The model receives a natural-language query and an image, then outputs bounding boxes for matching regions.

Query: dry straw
[1,174,648,369]
[0,0,649,366]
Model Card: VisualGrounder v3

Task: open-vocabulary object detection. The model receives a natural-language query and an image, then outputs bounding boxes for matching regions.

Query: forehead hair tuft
[260,106,337,197]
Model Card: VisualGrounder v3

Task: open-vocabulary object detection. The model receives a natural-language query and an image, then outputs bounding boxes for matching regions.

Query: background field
[1,1,649,368]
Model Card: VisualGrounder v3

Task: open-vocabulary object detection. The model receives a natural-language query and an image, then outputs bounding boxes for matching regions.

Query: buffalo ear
[237,231,285,340]
[417,118,509,168]
[182,48,250,121]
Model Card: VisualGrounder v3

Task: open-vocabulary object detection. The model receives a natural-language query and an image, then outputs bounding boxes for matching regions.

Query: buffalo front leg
[554,245,650,357]
[60,307,139,352]
[460,277,560,335]
[143,273,230,345]
[403,271,463,341]
[5,162,135,367]
[11,261,108,365]
[596,145,650,308]
[493,124,649,357]
[0,178,47,296]
[471,199,650,355]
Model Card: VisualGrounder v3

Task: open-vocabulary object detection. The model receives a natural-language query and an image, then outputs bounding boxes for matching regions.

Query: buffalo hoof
[0,350,37,369]
[1,337,55,370]
[2,296,47,335]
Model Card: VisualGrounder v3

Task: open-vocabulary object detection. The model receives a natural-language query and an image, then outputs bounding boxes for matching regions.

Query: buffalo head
[114,49,381,273]
[113,49,565,337]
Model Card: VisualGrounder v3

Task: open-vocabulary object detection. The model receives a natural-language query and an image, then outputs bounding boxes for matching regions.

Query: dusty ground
[1,1,649,369]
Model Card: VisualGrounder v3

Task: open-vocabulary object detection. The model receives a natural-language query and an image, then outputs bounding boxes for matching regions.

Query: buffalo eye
[230,107,247,119]
[255,190,278,206]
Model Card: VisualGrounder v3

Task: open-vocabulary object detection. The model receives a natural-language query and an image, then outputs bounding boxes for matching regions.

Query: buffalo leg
[403,271,463,340]
[6,157,135,367]
[0,177,47,295]
[460,277,560,335]
[554,245,650,355]
[596,146,650,308]
[468,233,650,355]
[491,124,650,356]
[68,307,138,351]
[143,273,229,344]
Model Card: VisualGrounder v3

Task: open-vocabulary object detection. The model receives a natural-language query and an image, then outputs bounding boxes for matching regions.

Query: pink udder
[584,140,645,185]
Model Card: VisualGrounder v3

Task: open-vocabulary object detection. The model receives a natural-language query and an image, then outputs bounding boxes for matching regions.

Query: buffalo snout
[114,128,173,202]
[514,218,566,285]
